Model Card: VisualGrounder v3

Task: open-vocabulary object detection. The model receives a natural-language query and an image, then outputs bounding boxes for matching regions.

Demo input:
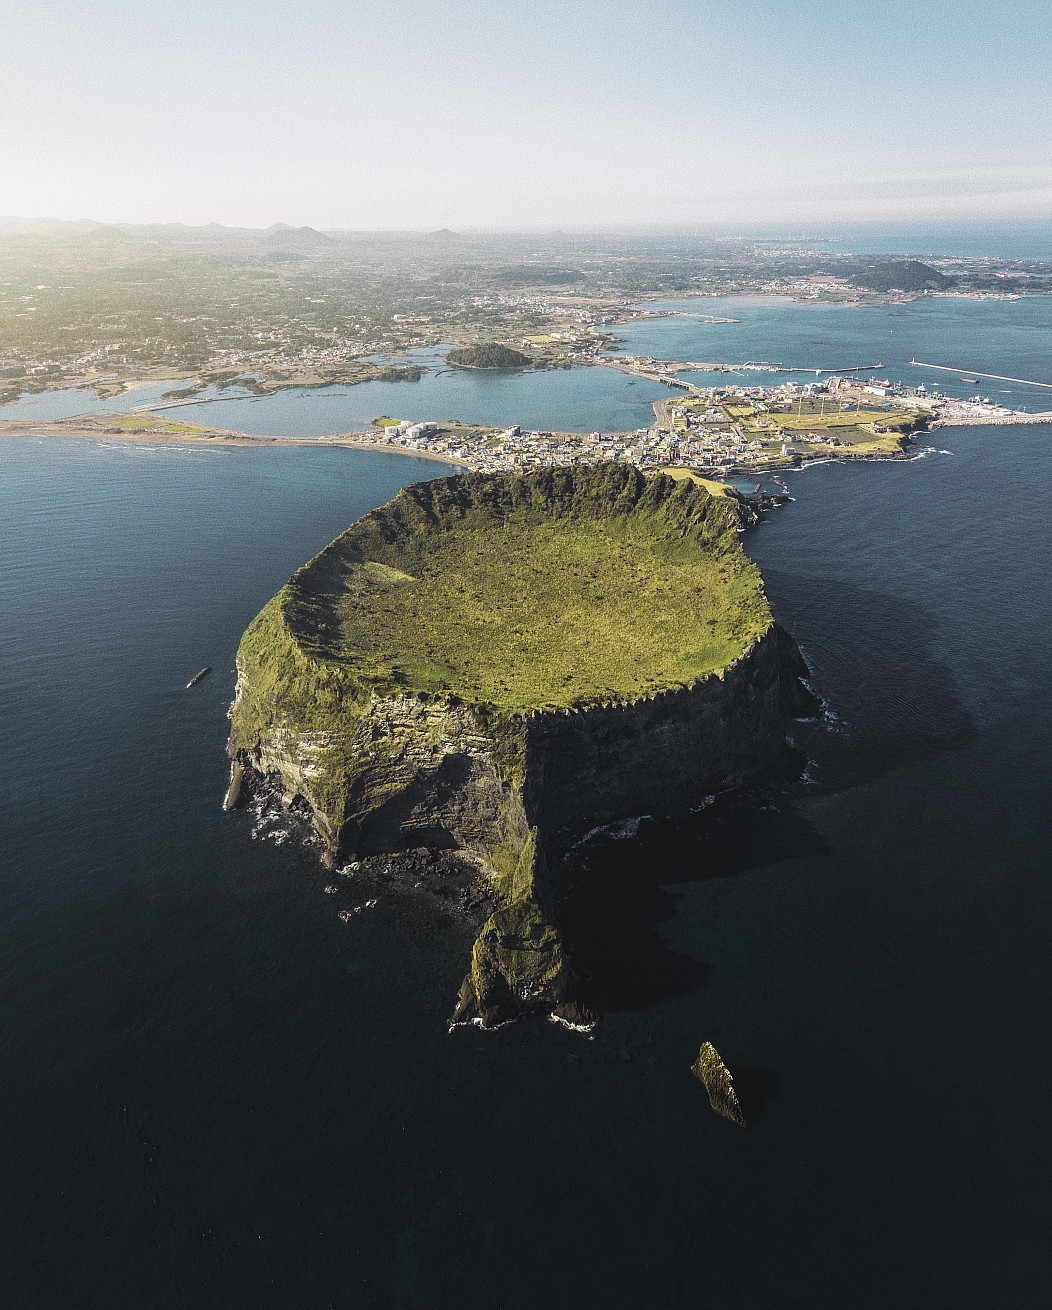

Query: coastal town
[3,221,1051,477]
[3,216,1050,407]
[4,355,1046,482]
[351,365,1039,476]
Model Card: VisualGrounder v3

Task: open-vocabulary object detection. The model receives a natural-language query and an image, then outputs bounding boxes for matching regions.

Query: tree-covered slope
[446,342,532,368]
[853,259,954,292]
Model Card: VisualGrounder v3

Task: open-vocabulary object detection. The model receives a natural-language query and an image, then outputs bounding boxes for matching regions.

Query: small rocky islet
[226,463,816,1030]
[692,1042,747,1127]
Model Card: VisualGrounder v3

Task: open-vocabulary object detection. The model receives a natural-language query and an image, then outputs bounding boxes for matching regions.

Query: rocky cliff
[227,465,815,1027]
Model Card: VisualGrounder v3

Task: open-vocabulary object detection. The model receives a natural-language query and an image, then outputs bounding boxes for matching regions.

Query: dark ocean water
[2,428,1051,1308]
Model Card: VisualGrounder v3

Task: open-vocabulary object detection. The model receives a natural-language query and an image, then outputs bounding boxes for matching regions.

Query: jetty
[911,360,1052,390]
[816,363,885,376]
[610,359,887,377]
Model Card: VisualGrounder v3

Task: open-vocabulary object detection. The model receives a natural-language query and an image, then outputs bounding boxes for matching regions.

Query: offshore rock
[226,464,816,1027]
[692,1042,746,1126]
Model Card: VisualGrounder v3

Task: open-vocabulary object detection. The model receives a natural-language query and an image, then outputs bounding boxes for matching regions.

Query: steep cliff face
[523,624,813,845]
[227,465,815,1027]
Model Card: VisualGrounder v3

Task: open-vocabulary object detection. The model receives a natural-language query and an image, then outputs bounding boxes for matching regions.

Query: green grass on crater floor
[329,511,770,713]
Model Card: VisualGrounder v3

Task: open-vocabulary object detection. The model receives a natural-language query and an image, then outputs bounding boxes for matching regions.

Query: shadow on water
[553,573,974,1019]
[728,1064,780,1121]
[554,796,827,1015]
[763,571,977,794]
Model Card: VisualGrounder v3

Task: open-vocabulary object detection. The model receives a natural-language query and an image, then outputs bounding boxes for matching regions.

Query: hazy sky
[2,0,1049,228]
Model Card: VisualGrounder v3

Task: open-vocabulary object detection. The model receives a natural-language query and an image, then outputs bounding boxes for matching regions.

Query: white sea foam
[904,446,952,461]
[338,899,377,921]
[448,1014,517,1033]
[548,1013,597,1034]
[567,814,650,850]
[798,674,842,731]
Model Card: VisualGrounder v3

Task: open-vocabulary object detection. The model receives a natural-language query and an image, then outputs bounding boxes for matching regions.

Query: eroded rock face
[226,466,816,1028]
[692,1042,746,1126]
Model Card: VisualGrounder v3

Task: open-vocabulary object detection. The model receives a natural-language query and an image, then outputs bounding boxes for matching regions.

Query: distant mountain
[82,223,131,243]
[853,260,954,292]
[263,225,333,248]
[0,216,113,236]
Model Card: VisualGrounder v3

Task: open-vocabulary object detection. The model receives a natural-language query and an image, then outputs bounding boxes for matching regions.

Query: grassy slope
[98,412,217,433]
[231,465,774,830]
[655,467,731,496]
[330,513,766,713]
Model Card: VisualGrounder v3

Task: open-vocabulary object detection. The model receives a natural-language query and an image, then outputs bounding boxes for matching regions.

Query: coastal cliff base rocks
[226,464,818,1028]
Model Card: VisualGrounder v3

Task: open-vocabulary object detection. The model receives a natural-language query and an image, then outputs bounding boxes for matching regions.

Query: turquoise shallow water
[610,294,1052,408]
[0,363,670,435]
[2,425,1050,1306]
[4,293,1051,436]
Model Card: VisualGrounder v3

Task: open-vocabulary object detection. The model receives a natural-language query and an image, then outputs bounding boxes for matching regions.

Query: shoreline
[5,284,1052,412]
[7,415,1052,486]
[0,421,472,467]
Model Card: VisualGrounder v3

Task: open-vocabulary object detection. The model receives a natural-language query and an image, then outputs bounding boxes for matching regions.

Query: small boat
[960,377,979,384]
[186,666,212,688]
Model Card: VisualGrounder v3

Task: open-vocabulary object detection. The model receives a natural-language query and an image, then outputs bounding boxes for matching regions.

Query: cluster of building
[368,420,681,473]
[364,372,956,476]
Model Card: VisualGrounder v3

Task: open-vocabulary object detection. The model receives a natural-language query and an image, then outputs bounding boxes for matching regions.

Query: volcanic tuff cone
[228,464,815,1026]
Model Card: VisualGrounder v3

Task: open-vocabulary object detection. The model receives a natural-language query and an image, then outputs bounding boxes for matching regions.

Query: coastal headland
[225,464,817,1027]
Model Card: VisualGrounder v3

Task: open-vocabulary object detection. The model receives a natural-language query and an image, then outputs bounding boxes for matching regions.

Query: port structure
[910,360,1052,390]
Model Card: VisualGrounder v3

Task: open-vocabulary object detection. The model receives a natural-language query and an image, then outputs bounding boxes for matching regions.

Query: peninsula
[226,465,816,1026]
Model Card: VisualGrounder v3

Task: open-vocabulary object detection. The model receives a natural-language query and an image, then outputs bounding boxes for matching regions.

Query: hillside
[853,259,954,292]
[446,342,532,369]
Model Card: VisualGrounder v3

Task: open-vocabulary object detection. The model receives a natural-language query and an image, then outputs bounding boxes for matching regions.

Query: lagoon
[4,295,1051,440]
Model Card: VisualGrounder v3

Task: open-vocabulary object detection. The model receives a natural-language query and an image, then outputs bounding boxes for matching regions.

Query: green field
[275,465,771,716]
[766,406,920,433]
[99,412,215,434]
[655,467,731,496]
[727,398,922,435]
